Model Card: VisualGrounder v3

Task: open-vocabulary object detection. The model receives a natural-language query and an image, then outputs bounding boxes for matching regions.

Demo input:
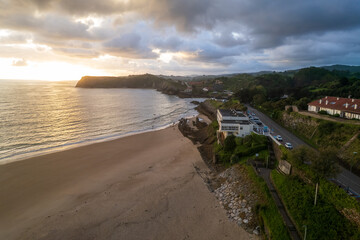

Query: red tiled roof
[189,81,203,86]
[308,96,360,114]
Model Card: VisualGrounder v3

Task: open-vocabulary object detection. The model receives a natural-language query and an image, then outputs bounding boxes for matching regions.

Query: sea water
[0,80,203,164]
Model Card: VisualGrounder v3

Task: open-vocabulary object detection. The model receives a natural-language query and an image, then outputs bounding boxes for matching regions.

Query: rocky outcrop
[75,74,210,98]
[195,101,217,121]
[76,74,186,96]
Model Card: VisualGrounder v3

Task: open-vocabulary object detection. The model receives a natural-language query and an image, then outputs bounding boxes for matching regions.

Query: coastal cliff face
[76,74,188,97]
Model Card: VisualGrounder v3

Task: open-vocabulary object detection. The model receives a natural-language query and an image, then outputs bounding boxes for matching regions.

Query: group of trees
[291,146,340,182]
[216,133,268,164]
[275,146,360,239]
[228,67,360,114]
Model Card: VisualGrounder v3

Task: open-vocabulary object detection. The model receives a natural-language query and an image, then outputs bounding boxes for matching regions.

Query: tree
[224,135,236,152]
[253,93,266,105]
[310,147,340,206]
[311,148,340,180]
[291,146,316,167]
[295,97,311,110]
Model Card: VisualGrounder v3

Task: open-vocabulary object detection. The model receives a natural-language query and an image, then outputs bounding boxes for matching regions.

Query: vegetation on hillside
[245,164,291,240]
[215,133,268,165]
[273,145,360,238]
[272,171,360,239]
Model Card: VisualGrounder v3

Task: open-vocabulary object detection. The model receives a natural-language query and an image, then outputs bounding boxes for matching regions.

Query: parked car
[285,142,293,149]
[276,135,283,141]
[252,113,256,116]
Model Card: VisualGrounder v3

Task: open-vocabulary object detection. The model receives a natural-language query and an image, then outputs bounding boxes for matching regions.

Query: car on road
[276,135,283,141]
[252,113,256,116]
[285,142,293,149]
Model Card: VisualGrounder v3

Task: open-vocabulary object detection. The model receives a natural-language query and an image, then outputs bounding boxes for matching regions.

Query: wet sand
[0,126,255,240]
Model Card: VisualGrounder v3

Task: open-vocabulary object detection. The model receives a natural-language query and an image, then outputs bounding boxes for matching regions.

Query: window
[240,127,243,130]
[221,125,238,131]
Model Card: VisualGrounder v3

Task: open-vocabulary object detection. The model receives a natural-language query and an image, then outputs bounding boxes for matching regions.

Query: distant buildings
[184,87,192,93]
[308,96,360,120]
[217,109,253,138]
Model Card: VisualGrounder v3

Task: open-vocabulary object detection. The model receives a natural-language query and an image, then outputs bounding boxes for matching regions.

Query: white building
[308,96,360,120]
[217,109,253,138]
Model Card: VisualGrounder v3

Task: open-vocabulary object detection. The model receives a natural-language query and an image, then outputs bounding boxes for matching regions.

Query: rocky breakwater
[214,167,261,236]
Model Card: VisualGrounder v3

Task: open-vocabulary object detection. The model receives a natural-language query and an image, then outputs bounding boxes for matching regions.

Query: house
[184,87,192,93]
[308,96,360,120]
[217,109,253,138]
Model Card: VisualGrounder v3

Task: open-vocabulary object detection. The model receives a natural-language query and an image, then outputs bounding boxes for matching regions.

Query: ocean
[0,80,203,164]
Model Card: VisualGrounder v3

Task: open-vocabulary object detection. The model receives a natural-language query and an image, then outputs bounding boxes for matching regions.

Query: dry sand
[0,126,255,240]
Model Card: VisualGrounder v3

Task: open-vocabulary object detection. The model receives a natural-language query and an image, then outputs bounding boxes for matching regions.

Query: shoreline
[0,113,200,166]
[0,121,253,240]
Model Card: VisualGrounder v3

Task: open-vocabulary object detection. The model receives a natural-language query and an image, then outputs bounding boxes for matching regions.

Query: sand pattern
[0,126,255,240]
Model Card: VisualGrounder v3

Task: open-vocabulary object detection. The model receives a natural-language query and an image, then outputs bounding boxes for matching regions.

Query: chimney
[352,99,355,102]
[325,96,328,99]
[337,97,339,100]
[345,103,349,108]
[326,100,328,105]
[355,104,358,109]
[319,99,322,104]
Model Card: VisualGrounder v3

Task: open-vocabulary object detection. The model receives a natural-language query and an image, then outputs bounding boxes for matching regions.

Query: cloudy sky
[1,0,360,80]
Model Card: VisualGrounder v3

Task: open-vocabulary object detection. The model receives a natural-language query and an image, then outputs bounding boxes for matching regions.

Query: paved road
[247,106,305,148]
[247,105,360,197]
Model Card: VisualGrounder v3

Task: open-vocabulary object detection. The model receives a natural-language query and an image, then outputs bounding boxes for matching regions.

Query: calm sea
[0,80,203,164]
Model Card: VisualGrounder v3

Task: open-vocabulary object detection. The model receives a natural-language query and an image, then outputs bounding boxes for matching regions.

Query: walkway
[298,111,360,125]
[256,167,301,240]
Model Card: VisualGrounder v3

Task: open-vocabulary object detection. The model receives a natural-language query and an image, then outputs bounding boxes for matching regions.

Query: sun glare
[0,58,107,81]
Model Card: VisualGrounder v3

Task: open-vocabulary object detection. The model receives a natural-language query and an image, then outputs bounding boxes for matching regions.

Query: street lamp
[303,225,307,240]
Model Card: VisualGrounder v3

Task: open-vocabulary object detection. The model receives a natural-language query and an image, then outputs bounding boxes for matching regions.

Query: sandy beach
[0,126,254,240]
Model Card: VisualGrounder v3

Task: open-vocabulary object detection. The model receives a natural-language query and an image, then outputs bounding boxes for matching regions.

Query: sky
[1,0,360,80]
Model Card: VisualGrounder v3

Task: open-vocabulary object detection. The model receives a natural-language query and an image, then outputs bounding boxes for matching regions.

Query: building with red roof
[308,96,360,120]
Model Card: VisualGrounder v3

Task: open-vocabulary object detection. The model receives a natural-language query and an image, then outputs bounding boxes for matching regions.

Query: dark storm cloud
[152,36,183,51]
[0,14,91,40]
[103,32,157,59]
[1,0,360,71]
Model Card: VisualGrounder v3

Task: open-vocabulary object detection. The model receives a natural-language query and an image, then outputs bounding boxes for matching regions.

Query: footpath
[255,166,301,240]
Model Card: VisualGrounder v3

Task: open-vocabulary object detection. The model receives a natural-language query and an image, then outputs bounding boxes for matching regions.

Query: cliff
[76,74,188,97]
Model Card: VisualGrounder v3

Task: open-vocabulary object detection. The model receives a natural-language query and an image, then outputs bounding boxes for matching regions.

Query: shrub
[230,154,240,164]
[224,135,236,152]
[318,110,328,115]
[272,171,360,239]
[318,121,336,136]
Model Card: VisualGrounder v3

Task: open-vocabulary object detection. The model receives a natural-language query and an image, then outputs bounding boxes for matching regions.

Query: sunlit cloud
[0,0,360,80]
[12,58,27,66]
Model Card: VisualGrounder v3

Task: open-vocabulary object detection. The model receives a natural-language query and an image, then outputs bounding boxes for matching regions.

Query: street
[246,105,360,197]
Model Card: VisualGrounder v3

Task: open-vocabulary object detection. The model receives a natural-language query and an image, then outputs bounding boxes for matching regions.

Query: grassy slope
[271,171,360,240]
[277,111,360,170]
[243,164,291,240]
